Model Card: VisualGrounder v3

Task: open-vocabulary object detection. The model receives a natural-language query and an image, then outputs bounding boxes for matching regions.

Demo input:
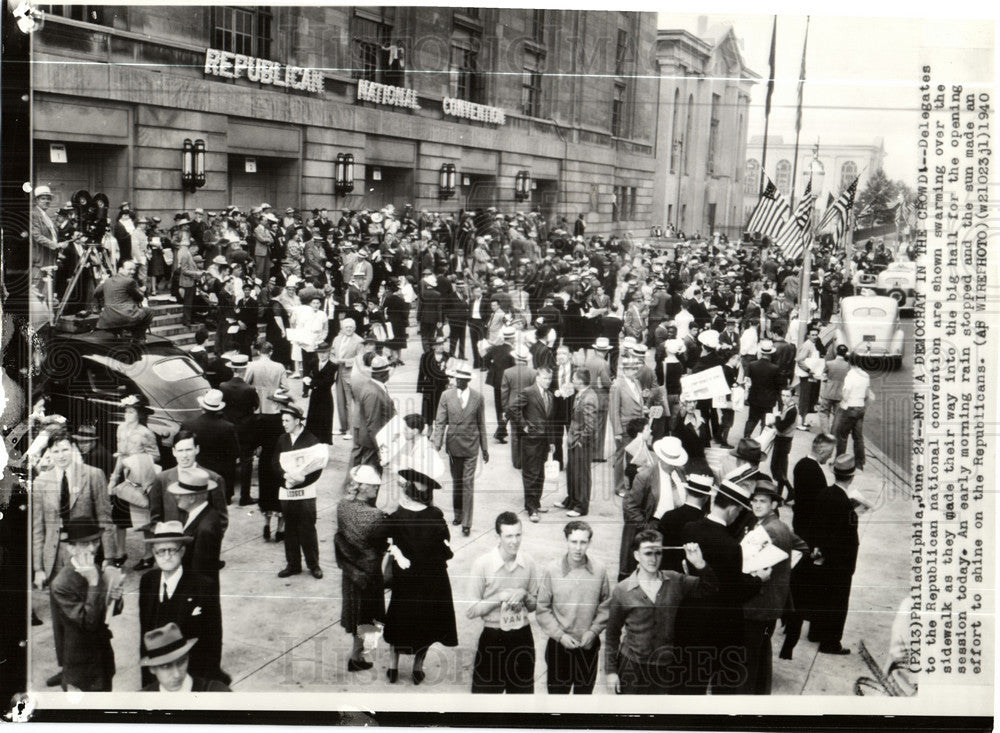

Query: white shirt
[840,367,871,408]
[675,309,693,339]
[471,297,482,320]
[740,326,759,356]
[160,566,184,602]
[182,501,208,531]
[458,387,470,409]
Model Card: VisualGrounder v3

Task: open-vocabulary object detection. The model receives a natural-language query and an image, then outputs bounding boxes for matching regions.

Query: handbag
[543,449,565,495]
[113,479,149,508]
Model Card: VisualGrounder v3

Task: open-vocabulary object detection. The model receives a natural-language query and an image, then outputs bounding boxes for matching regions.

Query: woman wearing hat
[381,277,410,366]
[264,283,294,371]
[383,468,458,684]
[334,466,388,673]
[105,395,161,568]
[376,413,439,515]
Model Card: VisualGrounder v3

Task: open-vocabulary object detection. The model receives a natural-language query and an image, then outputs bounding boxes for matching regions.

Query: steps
[146,299,264,351]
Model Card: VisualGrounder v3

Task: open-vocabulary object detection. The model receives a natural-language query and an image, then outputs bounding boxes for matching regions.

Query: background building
[32,6,659,235]
[652,23,757,240]
[743,136,887,219]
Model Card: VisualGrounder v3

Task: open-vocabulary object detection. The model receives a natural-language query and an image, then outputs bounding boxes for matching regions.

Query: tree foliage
[854,169,916,227]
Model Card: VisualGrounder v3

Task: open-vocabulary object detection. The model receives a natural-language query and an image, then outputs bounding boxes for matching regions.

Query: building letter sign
[204,48,325,94]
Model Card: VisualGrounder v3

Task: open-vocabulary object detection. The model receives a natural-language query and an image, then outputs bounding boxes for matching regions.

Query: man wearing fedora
[678,480,770,694]
[181,389,241,504]
[416,272,443,352]
[560,368,598,517]
[352,355,396,473]
[417,335,450,427]
[273,403,325,579]
[94,259,154,340]
[501,345,536,470]
[810,454,861,655]
[433,361,489,536]
[49,519,123,692]
[483,325,517,444]
[220,353,261,505]
[657,473,714,574]
[169,468,226,588]
[140,623,231,692]
[743,338,784,438]
[584,337,613,454]
[608,357,646,498]
[139,521,224,688]
[741,481,809,693]
[147,430,229,535]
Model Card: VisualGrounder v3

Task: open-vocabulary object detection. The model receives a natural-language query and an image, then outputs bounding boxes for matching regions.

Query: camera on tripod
[71,189,110,244]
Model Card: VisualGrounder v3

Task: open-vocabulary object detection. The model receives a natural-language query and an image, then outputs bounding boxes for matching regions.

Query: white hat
[592,337,613,351]
[652,437,688,467]
[698,329,721,350]
[197,389,226,412]
[665,339,686,355]
[34,185,53,198]
[512,345,531,362]
[349,464,382,486]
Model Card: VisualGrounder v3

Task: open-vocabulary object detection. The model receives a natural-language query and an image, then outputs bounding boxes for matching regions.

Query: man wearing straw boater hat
[583,337,613,455]
[48,519,123,692]
[657,473,714,574]
[501,344,536,470]
[432,360,489,536]
[138,521,224,689]
[677,479,771,695]
[181,389,240,504]
[168,467,226,587]
[140,623,230,692]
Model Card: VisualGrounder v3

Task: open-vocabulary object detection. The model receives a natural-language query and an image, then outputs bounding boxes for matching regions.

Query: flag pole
[794,17,811,346]
[759,15,777,196]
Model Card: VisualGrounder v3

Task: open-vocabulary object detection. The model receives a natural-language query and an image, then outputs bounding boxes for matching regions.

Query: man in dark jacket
[743,340,784,438]
[219,354,260,505]
[140,623,231,692]
[417,336,451,427]
[181,390,241,504]
[657,474,713,573]
[508,366,555,522]
[170,468,226,590]
[94,260,153,339]
[417,273,443,351]
[484,327,516,443]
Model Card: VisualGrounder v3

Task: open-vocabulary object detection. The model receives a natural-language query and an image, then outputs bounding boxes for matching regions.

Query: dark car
[41,332,210,459]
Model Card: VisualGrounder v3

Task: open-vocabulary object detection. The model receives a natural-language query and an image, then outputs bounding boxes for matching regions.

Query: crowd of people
[27,185,897,695]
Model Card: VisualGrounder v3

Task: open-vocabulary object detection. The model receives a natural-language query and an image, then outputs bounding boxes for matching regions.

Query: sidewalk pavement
[30,328,913,696]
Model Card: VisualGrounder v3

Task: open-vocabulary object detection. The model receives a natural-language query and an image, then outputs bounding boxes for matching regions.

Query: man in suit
[530,325,557,374]
[244,339,288,415]
[607,357,646,497]
[169,468,225,590]
[768,319,797,386]
[330,316,364,436]
[181,390,241,504]
[678,480,769,694]
[49,519,123,691]
[94,259,154,339]
[139,521,224,688]
[351,356,396,472]
[658,473,714,573]
[433,362,489,536]
[147,430,229,534]
[140,623,231,692]
[31,184,65,292]
[501,346,536,470]
[584,338,614,456]
[417,336,451,427]
[509,366,555,522]
[444,276,470,360]
[484,326,517,443]
[272,403,326,579]
[416,272,443,352]
[810,454,861,655]
[817,344,851,433]
[743,339,784,438]
[219,353,261,505]
[467,284,488,369]
[548,346,576,471]
[558,369,597,517]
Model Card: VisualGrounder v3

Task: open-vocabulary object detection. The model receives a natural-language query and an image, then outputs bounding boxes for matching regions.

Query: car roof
[54,332,179,357]
[841,295,899,311]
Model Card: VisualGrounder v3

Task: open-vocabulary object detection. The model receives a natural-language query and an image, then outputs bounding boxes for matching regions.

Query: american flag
[817,177,859,245]
[745,175,790,240]
[774,180,817,261]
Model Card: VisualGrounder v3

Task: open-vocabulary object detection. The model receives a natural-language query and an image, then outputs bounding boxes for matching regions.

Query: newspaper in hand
[278,444,329,501]
[740,525,789,574]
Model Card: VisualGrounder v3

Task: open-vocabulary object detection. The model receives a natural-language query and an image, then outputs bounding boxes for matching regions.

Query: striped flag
[745,175,790,240]
[774,180,816,260]
[818,177,859,244]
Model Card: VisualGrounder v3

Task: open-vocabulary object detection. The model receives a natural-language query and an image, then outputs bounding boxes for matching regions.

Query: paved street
[30,326,913,697]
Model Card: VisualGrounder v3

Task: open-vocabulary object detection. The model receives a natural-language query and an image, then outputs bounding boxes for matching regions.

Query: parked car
[875,261,917,306]
[833,295,905,370]
[40,331,210,460]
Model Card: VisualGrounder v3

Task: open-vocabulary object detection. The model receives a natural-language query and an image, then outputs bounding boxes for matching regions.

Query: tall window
[211,6,272,58]
[707,93,721,175]
[629,186,638,220]
[449,26,482,102]
[462,7,480,18]
[615,29,629,75]
[522,50,544,117]
[775,159,792,194]
[612,186,621,223]
[683,94,694,175]
[39,5,116,26]
[611,83,626,137]
[840,160,858,190]
[669,88,681,173]
[745,159,760,195]
[352,11,394,83]
[530,10,545,43]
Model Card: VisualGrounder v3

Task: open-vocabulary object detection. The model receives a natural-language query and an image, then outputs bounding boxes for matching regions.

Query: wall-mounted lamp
[514,169,531,202]
[335,153,355,196]
[181,138,206,193]
[439,163,457,199]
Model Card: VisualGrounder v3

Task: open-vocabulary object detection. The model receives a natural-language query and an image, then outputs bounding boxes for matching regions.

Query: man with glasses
[138,521,224,689]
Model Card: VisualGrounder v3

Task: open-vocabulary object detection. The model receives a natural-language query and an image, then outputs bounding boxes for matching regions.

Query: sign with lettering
[442,97,506,125]
[357,79,420,110]
[204,48,325,94]
[680,365,731,401]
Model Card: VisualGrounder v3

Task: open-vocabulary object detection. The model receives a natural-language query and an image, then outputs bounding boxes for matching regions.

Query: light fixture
[514,170,531,202]
[439,163,457,199]
[181,138,206,193]
[335,153,355,196]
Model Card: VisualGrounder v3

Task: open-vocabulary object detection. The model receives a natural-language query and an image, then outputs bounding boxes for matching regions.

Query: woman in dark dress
[334,468,388,672]
[383,468,457,685]
[265,284,293,369]
[382,278,410,366]
[304,343,336,444]
[248,403,286,542]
